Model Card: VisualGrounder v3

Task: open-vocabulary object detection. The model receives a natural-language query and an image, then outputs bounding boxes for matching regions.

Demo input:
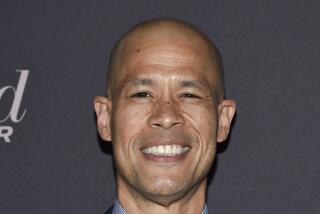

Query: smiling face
[94,20,236,208]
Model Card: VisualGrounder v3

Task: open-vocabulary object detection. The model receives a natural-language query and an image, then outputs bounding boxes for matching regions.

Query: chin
[142,189,189,207]
[137,177,196,206]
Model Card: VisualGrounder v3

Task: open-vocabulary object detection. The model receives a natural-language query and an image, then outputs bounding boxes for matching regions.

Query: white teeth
[142,144,190,156]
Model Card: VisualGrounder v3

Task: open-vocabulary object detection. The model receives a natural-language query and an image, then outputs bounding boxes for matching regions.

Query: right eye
[131,91,151,98]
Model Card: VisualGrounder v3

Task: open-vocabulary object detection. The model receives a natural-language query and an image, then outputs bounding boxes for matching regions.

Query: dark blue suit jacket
[104,206,113,214]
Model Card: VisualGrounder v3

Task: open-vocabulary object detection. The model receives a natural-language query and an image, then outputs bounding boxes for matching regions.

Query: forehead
[124,30,211,59]
[107,27,222,98]
[118,32,217,81]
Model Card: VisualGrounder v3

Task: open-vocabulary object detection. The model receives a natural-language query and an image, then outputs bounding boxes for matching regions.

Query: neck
[117,176,207,214]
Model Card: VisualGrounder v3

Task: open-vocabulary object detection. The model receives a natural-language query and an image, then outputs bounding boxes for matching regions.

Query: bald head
[107,18,224,102]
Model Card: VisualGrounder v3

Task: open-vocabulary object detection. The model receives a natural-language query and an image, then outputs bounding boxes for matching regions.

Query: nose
[148,100,185,130]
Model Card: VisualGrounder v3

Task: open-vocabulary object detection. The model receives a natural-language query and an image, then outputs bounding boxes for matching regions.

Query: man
[94,18,236,214]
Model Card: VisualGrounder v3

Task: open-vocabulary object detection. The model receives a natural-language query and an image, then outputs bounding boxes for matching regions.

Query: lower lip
[141,151,189,162]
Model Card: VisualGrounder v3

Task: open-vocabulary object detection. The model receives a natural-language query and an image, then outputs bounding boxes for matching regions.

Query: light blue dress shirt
[112,200,208,214]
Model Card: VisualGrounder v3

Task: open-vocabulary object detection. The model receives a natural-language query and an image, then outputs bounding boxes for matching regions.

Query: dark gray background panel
[0,1,319,213]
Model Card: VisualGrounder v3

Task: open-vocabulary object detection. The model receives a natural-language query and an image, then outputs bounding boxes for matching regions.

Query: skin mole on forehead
[136,48,141,53]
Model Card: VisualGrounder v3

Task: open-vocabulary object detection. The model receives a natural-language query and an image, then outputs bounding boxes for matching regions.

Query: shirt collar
[111,200,127,214]
[112,200,208,214]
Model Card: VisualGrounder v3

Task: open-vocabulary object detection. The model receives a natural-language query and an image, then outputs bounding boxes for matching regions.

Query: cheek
[182,104,218,158]
[192,109,217,171]
[116,103,150,127]
[112,103,150,149]
[111,104,150,175]
[183,103,217,138]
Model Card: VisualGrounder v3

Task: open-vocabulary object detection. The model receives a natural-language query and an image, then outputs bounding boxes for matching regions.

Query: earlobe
[94,96,112,142]
[217,99,236,143]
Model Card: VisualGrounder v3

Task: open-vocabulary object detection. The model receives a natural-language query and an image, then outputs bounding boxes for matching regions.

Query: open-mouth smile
[142,144,190,156]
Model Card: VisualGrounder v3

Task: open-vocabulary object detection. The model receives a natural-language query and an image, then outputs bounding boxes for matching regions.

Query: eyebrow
[125,78,209,91]
[180,80,209,91]
[131,78,153,86]
[121,78,154,90]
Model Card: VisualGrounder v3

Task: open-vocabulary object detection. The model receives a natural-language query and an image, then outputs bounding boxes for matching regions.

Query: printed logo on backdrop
[0,70,29,143]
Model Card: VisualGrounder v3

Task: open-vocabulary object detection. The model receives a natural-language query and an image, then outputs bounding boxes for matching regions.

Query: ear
[94,96,112,142]
[217,99,236,143]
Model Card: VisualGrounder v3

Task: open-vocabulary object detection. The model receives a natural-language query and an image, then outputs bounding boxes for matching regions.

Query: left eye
[131,92,151,98]
[181,93,200,99]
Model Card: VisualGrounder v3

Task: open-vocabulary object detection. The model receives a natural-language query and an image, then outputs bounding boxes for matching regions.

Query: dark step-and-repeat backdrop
[1,1,319,213]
